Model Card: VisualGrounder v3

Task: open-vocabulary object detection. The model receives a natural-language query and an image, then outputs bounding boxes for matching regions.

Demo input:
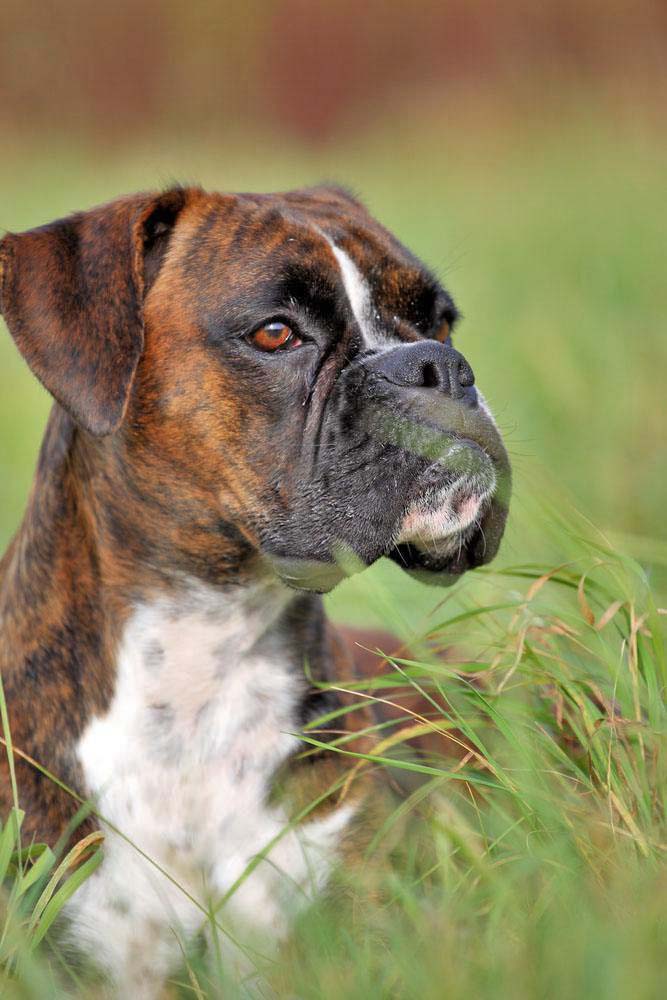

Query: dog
[0,185,510,994]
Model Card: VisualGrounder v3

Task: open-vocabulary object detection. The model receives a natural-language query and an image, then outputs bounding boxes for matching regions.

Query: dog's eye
[247,322,302,353]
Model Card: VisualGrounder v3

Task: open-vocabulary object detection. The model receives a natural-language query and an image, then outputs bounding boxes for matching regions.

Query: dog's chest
[66,585,354,989]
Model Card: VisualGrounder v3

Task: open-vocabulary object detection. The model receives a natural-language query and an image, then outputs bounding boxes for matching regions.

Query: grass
[1,506,665,997]
[1,110,666,995]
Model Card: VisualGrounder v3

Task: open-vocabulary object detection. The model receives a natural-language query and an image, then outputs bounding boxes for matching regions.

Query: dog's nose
[366,342,475,400]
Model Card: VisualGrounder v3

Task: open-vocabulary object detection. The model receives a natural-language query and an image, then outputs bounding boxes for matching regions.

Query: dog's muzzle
[358,340,511,582]
[265,338,510,592]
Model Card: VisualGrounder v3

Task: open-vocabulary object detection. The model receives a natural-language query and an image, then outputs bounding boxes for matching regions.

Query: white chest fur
[66,581,354,995]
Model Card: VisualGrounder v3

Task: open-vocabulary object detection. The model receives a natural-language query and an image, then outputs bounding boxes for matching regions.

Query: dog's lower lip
[454,492,482,520]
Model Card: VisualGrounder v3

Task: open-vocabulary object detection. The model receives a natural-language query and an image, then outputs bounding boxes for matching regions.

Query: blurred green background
[1,0,666,614]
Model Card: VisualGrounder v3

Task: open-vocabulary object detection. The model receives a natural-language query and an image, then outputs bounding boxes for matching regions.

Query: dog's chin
[387,536,476,585]
[386,482,495,585]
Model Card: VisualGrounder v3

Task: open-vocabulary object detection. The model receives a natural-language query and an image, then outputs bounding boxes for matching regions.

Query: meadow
[1,109,666,996]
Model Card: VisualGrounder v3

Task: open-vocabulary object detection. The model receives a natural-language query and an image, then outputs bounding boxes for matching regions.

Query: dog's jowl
[0,186,510,994]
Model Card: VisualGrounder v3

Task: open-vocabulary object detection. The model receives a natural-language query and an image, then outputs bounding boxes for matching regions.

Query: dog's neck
[1,406,326,717]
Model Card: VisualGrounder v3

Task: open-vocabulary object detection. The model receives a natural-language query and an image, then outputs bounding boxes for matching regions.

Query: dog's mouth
[386,438,500,578]
[265,415,510,593]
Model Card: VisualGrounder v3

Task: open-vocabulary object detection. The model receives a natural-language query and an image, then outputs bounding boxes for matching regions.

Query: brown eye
[434,319,451,343]
[248,322,302,352]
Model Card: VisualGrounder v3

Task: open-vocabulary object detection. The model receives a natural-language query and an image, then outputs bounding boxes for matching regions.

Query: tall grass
[1,498,665,997]
[272,514,666,1000]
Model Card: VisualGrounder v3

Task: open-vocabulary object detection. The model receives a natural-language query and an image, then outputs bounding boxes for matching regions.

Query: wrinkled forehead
[172,189,455,336]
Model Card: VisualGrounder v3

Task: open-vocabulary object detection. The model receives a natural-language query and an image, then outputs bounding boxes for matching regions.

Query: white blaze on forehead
[328,243,371,332]
[320,234,384,347]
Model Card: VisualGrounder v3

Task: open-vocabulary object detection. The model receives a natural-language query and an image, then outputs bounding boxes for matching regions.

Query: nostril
[421,361,440,389]
[361,341,475,400]
[447,356,475,399]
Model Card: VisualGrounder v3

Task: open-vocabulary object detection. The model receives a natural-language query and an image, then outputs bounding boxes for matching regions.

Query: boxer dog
[0,186,510,994]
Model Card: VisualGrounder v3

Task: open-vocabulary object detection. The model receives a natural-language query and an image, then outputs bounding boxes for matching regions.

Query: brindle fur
[0,185,508,915]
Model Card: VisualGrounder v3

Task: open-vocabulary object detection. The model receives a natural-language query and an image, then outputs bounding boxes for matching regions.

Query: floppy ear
[0,188,188,436]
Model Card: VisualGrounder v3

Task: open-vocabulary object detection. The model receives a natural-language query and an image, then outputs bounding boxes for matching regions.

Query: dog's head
[0,186,510,591]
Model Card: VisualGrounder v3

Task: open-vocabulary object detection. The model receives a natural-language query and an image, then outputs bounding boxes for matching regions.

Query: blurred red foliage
[1,0,665,143]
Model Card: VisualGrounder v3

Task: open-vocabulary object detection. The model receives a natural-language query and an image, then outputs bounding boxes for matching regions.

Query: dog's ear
[0,188,188,436]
